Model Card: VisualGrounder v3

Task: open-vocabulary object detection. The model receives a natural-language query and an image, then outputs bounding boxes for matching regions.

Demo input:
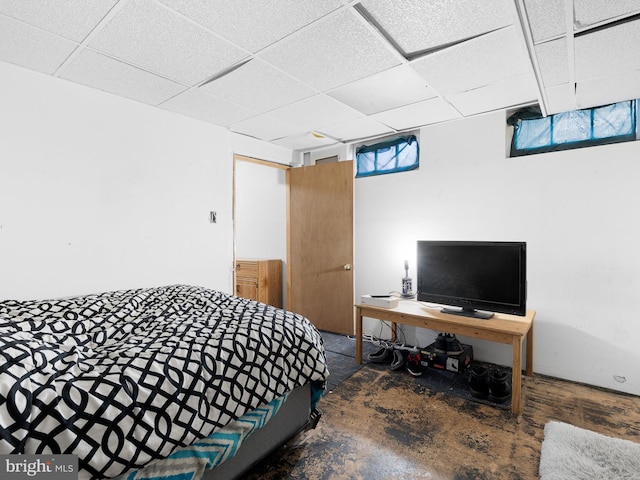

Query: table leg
[511,336,523,414]
[525,323,534,376]
[355,306,363,364]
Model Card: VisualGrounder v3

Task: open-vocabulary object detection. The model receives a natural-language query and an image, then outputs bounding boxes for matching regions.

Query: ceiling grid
[1,0,638,150]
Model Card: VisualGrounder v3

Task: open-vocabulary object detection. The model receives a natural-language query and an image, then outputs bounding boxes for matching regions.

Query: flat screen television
[416,241,527,319]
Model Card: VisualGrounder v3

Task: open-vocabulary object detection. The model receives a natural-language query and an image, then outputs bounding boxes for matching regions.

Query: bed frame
[205,383,321,479]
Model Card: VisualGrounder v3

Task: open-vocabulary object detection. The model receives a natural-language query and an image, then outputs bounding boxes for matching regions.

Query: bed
[0,284,329,479]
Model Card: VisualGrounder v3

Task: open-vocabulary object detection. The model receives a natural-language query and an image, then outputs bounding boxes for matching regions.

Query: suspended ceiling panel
[199,59,315,114]
[534,38,569,87]
[258,9,401,91]
[574,19,640,82]
[576,68,640,109]
[447,74,538,117]
[522,0,565,43]
[411,27,530,95]
[268,95,363,133]
[328,64,437,115]
[372,98,462,131]
[0,15,78,74]
[161,89,256,127]
[0,0,118,42]
[229,113,307,142]
[88,0,248,86]
[273,132,339,151]
[318,116,394,142]
[573,0,640,30]
[1,1,638,152]
[359,0,514,55]
[60,49,187,105]
[545,83,576,114]
[157,0,343,53]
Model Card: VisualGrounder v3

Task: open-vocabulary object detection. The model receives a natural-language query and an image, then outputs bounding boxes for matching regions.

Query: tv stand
[355,300,535,414]
[441,307,494,319]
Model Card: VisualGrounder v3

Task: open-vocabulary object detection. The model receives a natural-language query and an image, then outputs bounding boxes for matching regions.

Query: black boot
[467,365,489,399]
[445,333,464,355]
[434,333,447,353]
[488,369,511,403]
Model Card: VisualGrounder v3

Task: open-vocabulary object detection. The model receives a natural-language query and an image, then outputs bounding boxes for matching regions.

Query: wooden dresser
[235,259,283,308]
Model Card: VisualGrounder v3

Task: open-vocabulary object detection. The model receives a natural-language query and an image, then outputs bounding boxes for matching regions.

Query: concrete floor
[242,336,640,480]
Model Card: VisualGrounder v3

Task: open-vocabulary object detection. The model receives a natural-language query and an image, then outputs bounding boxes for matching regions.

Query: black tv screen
[416,241,527,318]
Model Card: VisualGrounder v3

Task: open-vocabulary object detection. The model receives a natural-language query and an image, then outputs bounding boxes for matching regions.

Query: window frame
[508,100,638,157]
[355,135,420,178]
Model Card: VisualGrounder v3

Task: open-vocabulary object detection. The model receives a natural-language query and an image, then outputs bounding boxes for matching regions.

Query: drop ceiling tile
[88,0,248,86]
[545,83,575,114]
[0,15,78,74]
[259,9,401,91]
[372,97,462,130]
[0,0,118,42]
[328,64,437,115]
[359,0,514,54]
[161,89,257,126]
[199,59,315,114]
[272,132,339,151]
[574,0,640,30]
[576,69,640,110]
[574,20,640,82]
[411,27,530,95]
[59,49,187,106]
[535,37,568,87]
[522,0,566,43]
[446,74,538,116]
[318,116,394,142]
[230,114,307,142]
[269,95,362,131]
[158,0,343,52]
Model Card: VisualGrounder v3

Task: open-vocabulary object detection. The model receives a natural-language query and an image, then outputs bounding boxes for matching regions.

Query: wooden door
[287,161,354,335]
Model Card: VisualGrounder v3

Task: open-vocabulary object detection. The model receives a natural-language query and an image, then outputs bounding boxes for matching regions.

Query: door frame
[232,154,289,303]
[233,155,355,333]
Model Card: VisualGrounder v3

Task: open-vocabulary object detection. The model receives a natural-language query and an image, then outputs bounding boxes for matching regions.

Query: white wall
[234,161,287,260]
[355,111,640,396]
[0,61,291,300]
[4,58,639,396]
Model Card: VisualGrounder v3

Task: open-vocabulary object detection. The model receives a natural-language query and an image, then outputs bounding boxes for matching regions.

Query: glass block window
[508,100,638,157]
[356,135,419,177]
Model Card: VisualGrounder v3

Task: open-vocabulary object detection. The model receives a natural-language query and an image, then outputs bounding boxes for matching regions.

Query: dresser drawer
[235,260,258,278]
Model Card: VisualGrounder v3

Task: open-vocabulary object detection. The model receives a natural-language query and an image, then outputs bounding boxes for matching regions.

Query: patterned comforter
[0,285,329,479]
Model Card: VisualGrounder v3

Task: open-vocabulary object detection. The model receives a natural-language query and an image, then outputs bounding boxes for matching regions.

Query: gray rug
[540,421,640,479]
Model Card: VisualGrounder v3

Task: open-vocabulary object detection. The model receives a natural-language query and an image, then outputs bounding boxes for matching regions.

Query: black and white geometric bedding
[0,284,329,479]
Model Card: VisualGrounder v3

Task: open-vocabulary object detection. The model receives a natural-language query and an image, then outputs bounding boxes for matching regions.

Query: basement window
[356,135,419,177]
[508,100,638,157]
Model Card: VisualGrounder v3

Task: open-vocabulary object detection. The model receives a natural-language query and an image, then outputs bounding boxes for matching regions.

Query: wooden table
[355,301,535,414]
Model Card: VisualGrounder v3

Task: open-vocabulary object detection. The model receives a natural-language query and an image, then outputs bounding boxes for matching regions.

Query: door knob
[343,264,352,271]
